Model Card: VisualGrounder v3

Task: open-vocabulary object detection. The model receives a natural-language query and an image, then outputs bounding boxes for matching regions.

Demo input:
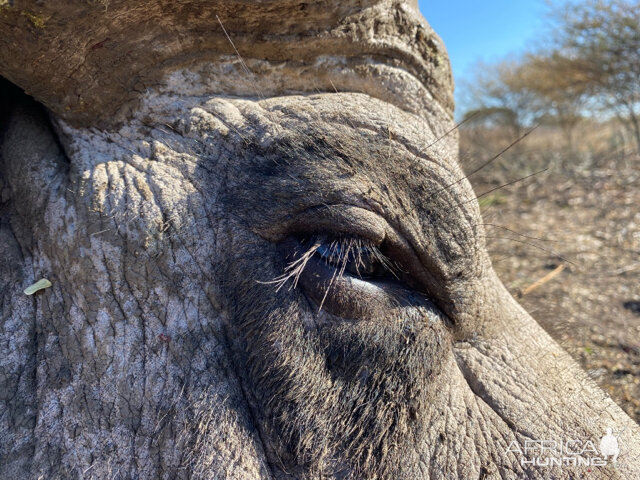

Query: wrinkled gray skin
[1,1,639,479]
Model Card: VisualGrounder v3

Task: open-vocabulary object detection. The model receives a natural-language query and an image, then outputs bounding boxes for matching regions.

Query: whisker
[479,223,561,243]
[216,15,262,98]
[424,111,481,151]
[436,125,539,197]
[217,15,342,162]
[465,125,539,178]
[466,166,548,205]
[485,235,577,267]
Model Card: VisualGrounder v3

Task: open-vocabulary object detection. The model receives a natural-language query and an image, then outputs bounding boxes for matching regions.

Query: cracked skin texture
[1,1,640,479]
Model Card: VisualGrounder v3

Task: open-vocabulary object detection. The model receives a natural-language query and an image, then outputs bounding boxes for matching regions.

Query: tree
[514,52,591,149]
[460,0,640,153]
[553,0,640,151]
[461,59,538,137]
[461,54,589,149]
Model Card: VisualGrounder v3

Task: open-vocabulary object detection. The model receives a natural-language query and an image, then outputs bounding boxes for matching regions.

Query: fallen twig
[520,264,565,297]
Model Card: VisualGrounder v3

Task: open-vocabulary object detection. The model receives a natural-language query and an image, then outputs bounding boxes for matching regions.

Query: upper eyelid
[271,205,388,245]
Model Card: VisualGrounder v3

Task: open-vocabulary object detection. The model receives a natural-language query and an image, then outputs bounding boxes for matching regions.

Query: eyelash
[303,234,397,279]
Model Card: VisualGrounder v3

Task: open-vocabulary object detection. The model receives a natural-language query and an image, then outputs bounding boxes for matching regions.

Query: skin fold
[1,1,639,479]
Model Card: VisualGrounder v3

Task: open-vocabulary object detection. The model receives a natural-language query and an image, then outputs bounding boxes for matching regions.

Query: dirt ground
[460,125,640,424]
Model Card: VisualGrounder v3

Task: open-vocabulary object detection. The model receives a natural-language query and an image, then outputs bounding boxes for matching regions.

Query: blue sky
[417,1,549,108]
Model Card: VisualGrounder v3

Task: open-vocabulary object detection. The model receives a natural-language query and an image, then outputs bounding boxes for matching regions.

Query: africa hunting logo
[505,428,621,468]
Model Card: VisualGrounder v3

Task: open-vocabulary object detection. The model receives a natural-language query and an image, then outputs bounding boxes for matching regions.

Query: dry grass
[460,120,640,423]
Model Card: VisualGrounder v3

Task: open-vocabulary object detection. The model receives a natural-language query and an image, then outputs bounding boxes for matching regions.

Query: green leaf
[24,278,52,295]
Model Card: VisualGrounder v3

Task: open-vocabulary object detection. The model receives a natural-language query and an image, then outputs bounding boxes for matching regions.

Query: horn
[0,1,453,127]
